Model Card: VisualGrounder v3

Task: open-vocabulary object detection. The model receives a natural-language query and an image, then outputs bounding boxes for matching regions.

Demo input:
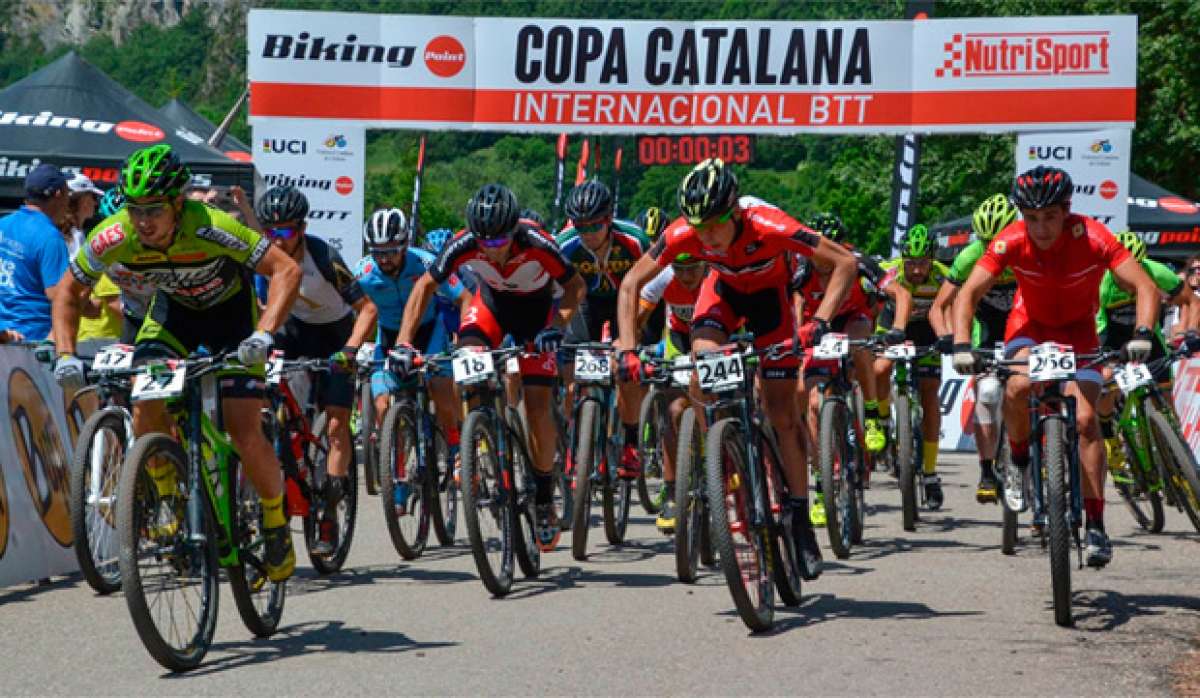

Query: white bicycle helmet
[363,208,409,248]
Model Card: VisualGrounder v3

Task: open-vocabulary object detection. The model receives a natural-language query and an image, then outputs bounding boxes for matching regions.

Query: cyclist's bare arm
[254,245,302,334]
[50,272,90,354]
[928,281,958,337]
[347,296,378,348]
[617,254,666,352]
[809,238,855,322]
[886,281,913,333]
[952,266,998,346]
[398,273,438,346]
[556,274,585,329]
[1111,257,1161,331]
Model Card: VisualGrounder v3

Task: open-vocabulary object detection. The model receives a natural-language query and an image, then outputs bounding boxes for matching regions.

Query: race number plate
[883,342,916,360]
[696,354,745,393]
[574,349,610,383]
[266,350,285,386]
[1029,343,1076,382]
[670,365,692,388]
[452,350,497,386]
[131,363,186,401]
[1114,362,1153,395]
[813,333,849,360]
[91,344,133,372]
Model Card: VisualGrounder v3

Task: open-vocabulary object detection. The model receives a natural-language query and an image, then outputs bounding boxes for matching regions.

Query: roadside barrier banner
[248,11,1137,134]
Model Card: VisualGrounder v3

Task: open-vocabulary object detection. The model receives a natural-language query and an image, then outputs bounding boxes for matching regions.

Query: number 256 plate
[1029,342,1076,382]
[697,354,744,392]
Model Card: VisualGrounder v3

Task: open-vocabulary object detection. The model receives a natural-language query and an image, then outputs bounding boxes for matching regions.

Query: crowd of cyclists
[42,142,1200,666]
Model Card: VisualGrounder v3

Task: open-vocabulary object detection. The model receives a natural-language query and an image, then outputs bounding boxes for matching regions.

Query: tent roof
[0,52,252,196]
[159,98,251,161]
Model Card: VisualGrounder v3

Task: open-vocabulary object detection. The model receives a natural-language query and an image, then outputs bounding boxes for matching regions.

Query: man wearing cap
[0,163,71,340]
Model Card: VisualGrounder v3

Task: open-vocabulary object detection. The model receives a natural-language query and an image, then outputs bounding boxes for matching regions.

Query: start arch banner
[248,10,1137,134]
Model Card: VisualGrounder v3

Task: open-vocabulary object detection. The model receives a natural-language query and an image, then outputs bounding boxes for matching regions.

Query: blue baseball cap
[24,163,68,199]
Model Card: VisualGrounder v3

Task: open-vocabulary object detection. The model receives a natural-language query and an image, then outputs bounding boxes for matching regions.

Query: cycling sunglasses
[370,246,406,258]
[695,208,734,230]
[126,201,172,218]
[479,231,514,248]
[267,226,300,240]
[575,219,608,234]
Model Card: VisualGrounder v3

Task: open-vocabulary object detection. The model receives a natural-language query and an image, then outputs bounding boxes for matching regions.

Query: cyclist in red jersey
[395,184,585,551]
[616,159,857,580]
[952,166,1160,568]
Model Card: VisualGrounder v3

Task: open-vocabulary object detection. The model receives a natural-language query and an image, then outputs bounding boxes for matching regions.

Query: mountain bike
[875,341,939,532]
[377,352,456,559]
[1106,347,1200,534]
[811,333,874,559]
[265,356,358,574]
[117,352,285,672]
[635,350,672,516]
[69,344,137,594]
[978,343,1104,627]
[686,333,802,632]
[452,346,545,597]
[354,342,381,495]
[563,342,632,560]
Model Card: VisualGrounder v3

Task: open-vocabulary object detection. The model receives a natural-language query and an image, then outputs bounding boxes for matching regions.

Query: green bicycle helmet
[678,158,738,226]
[98,188,124,218]
[972,193,1018,242]
[120,144,192,200]
[1115,231,1146,263]
[671,252,705,269]
[901,223,936,259]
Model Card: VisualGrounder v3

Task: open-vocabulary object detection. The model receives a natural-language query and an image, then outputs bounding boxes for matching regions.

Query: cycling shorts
[566,296,620,343]
[371,321,447,398]
[664,328,690,361]
[1101,325,1171,384]
[459,285,557,386]
[693,274,798,379]
[133,283,264,399]
[1005,315,1102,384]
[274,312,356,409]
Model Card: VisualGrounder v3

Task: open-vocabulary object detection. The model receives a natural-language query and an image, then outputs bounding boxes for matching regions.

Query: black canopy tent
[158,98,252,162]
[932,174,1200,265]
[0,52,254,207]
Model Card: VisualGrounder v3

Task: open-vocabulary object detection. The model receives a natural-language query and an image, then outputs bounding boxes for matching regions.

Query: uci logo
[261,138,306,155]
[1028,145,1072,161]
[9,369,72,547]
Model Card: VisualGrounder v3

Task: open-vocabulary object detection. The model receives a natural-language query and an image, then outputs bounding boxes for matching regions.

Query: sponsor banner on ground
[1015,128,1132,230]
[248,11,1136,134]
[252,120,366,266]
[0,347,86,588]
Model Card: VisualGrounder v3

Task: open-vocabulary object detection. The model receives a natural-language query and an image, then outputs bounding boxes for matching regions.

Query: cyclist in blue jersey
[355,209,468,497]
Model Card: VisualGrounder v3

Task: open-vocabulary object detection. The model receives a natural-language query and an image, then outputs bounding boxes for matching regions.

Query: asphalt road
[3,452,1200,696]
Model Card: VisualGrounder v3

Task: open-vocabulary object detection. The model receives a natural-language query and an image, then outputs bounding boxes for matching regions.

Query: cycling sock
[980,458,995,478]
[1099,416,1115,439]
[922,441,939,475]
[789,496,811,528]
[1010,438,1030,466]
[623,423,638,447]
[864,400,878,419]
[1084,497,1104,526]
[878,397,891,418]
[262,492,287,529]
[664,481,676,501]
[534,472,554,505]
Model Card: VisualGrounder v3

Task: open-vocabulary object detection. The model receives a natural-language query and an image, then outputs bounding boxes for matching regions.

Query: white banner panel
[1016,128,1132,230]
[252,120,366,267]
[247,11,1136,134]
[0,348,84,588]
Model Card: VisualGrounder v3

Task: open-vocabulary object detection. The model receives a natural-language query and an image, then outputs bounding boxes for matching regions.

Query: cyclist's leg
[421,320,460,453]
[371,326,400,425]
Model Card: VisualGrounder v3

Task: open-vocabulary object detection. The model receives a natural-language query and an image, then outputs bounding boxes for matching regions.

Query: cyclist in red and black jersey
[617,159,857,580]
[395,184,585,550]
[952,166,1160,568]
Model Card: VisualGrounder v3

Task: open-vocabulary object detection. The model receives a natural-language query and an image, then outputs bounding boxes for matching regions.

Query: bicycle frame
[456,348,532,509]
[565,343,621,494]
[177,369,243,569]
[1025,385,1083,538]
[814,345,867,493]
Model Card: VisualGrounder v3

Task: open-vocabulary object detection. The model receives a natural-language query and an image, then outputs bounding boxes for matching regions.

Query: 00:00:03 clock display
[636,135,754,165]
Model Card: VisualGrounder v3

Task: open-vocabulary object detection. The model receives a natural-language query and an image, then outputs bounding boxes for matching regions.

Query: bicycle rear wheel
[118,434,218,673]
[1112,421,1164,533]
[637,389,667,515]
[429,429,458,546]
[228,457,286,638]
[762,428,802,607]
[358,378,380,495]
[1146,404,1200,533]
[603,450,632,546]
[707,417,774,631]
[70,406,126,594]
[997,436,1021,556]
[379,403,431,560]
[895,393,918,532]
[460,410,515,596]
[675,407,704,583]
[571,400,600,560]
[819,399,853,560]
[303,411,359,574]
[1043,416,1074,628]
[506,407,541,578]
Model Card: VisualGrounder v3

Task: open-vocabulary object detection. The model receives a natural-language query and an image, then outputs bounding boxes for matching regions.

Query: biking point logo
[934,31,1111,78]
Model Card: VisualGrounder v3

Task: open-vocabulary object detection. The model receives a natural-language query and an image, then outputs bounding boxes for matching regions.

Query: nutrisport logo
[9,368,72,547]
[935,31,1111,78]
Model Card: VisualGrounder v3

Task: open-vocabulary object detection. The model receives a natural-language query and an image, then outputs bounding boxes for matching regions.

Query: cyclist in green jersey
[875,224,952,509]
[929,194,1019,502]
[1096,232,1200,472]
[50,144,303,581]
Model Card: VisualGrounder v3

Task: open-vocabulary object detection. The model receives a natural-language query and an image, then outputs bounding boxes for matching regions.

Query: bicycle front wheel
[707,417,774,632]
[460,410,515,597]
[228,457,286,638]
[303,411,359,574]
[637,389,667,515]
[70,406,127,594]
[379,403,431,560]
[819,399,853,560]
[1112,423,1164,533]
[118,434,219,672]
[1043,416,1074,628]
[571,400,600,560]
[895,393,918,532]
[1146,403,1200,533]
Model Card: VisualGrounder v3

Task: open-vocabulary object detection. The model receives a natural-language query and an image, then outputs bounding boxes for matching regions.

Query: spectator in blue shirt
[0,163,70,340]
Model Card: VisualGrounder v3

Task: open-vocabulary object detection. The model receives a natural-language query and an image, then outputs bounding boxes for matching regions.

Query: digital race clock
[636,135,754,166]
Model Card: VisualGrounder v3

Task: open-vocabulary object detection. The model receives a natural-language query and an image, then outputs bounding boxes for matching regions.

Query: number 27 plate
[131,364,186,401]
[696,354,745,392]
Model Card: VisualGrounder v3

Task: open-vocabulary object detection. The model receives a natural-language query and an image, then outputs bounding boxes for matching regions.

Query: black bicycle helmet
[255,185,310,225]
[565,179,614,223]
[520,208,546,229]
[807,212,847,243]
[678,158,738,225]
[466,183,520,239]
[1011,165,1073,210]
[635,206,667,239]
